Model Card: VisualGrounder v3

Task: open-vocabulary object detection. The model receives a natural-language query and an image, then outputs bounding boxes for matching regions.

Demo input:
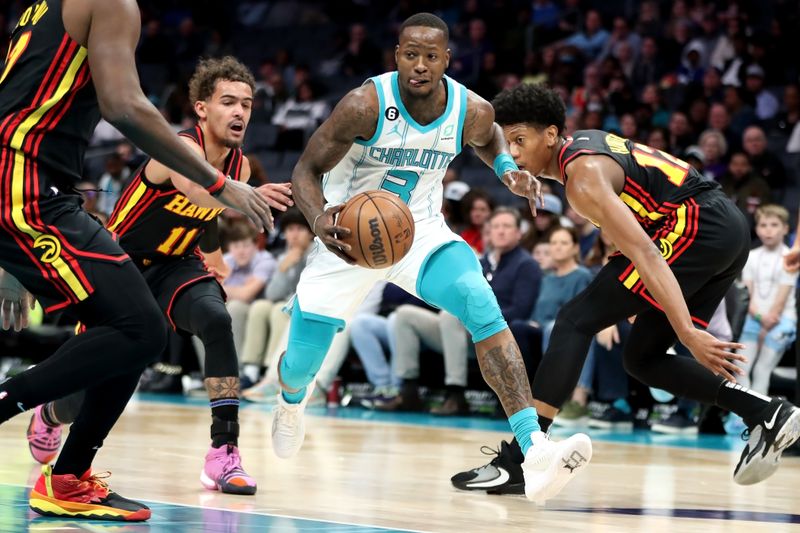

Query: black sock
[401,379,419,398]
[210,399,239,447]
[446,385,465,397]
[508,438,524,463]
[715,381,772,426]
[41,403,59,426]
[539,415,553,433]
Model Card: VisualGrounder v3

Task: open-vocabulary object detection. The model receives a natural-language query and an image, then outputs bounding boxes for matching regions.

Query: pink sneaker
[199,444,257,495]
[27,405,62,464]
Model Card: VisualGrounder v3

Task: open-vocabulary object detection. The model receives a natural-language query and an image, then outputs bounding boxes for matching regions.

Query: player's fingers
[612,329,620,344]
[28,294,36,310]
[243,208,265,233]
[263,192,292,211]
[721,359,745,375]
[722,351,748,363]
[329,224,352,237]
[254,194,275,231]
[528,196,538,217]
[15,304,27,332]
[327,237,352,252]
[327,203,347,215]
[716,365,737,383]
[536,183,545,210]
[327,245,357,264]
[2,300,12,330]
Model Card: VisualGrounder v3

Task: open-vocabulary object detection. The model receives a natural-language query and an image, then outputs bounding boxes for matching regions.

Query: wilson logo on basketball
[368,217,388,266]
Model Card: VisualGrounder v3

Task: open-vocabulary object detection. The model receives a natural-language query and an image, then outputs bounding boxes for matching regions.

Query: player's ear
[445,48,451,69]
[394,45,399,66]
[545,125,558,148]
[194,100,207,121]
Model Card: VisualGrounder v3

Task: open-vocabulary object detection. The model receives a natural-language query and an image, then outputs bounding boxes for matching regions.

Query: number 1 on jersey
[0,31,31,85]
[157,227,199,256]
[379,170,419,203]
[632,144,691,186]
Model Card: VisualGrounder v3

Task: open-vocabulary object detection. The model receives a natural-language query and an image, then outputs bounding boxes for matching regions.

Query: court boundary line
[0,482,426,533]
[133,396,744,455]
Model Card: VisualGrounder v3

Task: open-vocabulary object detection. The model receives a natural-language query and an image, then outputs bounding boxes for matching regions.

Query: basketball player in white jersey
[270,13,590,502]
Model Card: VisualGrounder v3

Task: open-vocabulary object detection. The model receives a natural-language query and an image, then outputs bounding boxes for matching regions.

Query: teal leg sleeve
[417,241,507,342]
[279,300,343,403]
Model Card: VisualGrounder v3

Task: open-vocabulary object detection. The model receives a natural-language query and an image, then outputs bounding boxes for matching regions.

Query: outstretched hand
[256,182,293,212]
[216,179,274,232]
[502,169,544,216]
[681,328,747,382]
[0,271,36,332]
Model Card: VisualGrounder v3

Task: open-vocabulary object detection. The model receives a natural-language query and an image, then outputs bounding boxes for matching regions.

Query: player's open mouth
[229,123,244,134]
[409,79,428,87]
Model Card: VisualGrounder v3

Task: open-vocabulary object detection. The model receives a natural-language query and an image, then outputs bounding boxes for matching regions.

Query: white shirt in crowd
[742,244,798,321]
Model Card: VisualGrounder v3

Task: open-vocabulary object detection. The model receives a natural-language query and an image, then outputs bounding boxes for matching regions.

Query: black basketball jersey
[107,125,244,262]
[0,0,100,187]
[558,130,718,228]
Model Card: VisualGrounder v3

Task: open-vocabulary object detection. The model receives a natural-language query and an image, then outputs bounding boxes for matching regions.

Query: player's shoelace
[29,424,60,450]
[52,472,111,503]
[220,446,248,480]
[275,406,300,436]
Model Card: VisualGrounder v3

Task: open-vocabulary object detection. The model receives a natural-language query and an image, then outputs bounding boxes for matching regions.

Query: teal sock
[612,398,631,414]
[509,407,540,455]
[282,387,307,404]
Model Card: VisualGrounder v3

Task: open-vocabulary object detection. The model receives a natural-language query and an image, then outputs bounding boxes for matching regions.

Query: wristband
[493,153,518,180]
[312,213,324,235]
[207,170,227,197]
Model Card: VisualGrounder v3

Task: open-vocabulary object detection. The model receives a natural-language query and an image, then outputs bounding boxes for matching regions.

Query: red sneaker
[29,465,151,521]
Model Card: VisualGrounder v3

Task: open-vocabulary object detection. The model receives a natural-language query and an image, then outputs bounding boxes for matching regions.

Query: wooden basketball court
[1,395,798,532]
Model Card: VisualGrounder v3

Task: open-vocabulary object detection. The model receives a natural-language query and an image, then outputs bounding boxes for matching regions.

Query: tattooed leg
[475,328,535,417]
[205,376,240,447]
[204,376,240,400]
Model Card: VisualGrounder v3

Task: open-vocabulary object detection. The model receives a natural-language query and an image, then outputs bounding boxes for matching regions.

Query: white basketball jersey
[322,71,468,222]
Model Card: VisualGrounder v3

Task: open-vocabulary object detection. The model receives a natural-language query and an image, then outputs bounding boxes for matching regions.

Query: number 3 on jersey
[379,170,419,203]
[632,144,691,186]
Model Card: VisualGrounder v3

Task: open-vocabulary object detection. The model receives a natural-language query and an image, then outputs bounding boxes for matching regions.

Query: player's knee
[193,304,232,344]
[450,272,507,342]
[555,297,597,336]
[118,293,168,364]
[622,348,649,382]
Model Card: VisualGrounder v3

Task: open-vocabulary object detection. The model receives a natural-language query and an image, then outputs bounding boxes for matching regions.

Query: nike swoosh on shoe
[466,467,511,488]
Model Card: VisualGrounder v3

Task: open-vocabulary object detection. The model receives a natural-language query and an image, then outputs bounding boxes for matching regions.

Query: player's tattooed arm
[291,84,379,263]
[204,377,240,399]
[462,91,505,163]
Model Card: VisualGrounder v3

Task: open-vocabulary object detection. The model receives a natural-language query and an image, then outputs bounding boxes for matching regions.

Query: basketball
[337,190,415,269]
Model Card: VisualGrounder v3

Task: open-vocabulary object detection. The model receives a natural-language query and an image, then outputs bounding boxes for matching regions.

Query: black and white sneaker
[588,406,633,430]
[451,440,524,495]
[734,399,800,485]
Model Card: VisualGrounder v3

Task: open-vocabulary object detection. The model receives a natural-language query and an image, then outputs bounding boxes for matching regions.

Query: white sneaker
[271,382,315,459]
[522,431,592,503]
